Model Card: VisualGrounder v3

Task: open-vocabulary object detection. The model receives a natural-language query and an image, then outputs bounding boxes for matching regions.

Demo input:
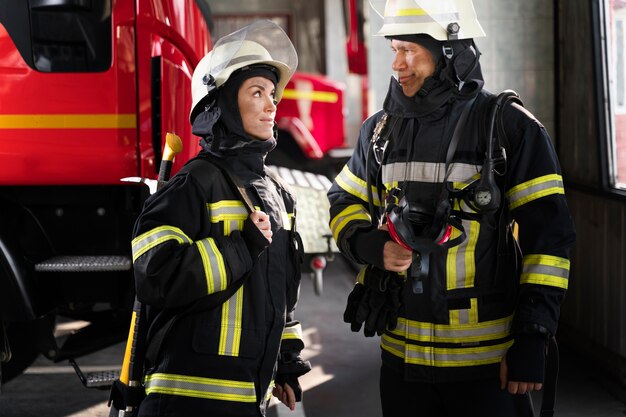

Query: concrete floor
[1,257,625,416]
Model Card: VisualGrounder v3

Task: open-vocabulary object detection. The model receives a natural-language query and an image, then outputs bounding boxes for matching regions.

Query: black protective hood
[384,34,484,117]
[191,66,278,158]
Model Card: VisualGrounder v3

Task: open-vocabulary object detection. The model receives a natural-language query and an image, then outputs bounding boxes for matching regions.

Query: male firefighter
[327,0,576,416]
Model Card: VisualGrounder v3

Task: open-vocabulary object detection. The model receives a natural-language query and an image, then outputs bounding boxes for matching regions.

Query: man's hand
[499,355,543,394]
[273,382,296,411]
[250,211,272,244]
[379,224,412,272]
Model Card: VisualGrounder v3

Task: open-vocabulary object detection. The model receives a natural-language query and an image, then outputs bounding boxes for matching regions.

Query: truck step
[35,255,131,272]
[69,359,120,389]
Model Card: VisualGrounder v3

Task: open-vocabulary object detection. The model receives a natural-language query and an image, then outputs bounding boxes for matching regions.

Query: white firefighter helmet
[190,20,298,122]
[370,0,485,41]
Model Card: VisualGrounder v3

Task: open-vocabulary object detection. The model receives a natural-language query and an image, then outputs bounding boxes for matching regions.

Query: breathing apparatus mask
[369,89,522,293]
[384,189,465,294]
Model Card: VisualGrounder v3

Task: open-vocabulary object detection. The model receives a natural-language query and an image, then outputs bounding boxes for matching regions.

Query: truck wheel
[1,320,43,384]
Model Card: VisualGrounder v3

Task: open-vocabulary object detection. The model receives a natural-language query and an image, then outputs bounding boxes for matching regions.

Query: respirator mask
[384,190,466,293]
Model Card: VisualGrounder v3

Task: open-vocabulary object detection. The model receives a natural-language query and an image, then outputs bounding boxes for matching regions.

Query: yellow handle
[162,132,183,162]
[119,310,137,385]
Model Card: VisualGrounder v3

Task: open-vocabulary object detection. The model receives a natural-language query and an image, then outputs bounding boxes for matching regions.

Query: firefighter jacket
[131,142,306,416]
[328,78,576,383]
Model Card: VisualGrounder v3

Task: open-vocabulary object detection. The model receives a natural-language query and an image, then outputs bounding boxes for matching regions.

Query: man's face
[390,39,436,97]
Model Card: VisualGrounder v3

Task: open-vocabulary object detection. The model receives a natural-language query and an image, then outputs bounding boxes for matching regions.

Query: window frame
[593,0,626,194]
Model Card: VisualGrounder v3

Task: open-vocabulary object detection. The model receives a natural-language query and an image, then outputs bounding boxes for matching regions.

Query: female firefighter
[130,20,311,417]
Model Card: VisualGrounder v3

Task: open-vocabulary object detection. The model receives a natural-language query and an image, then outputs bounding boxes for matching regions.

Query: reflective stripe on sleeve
[144,373,256,403]
[335,165,381,207]
[381,333,513,367]
[196,238,227,294]
[132,226,192,262]
[507,174,565,210]
[521,254,570,289]
[282,323,303,341]
[330,204,371,242]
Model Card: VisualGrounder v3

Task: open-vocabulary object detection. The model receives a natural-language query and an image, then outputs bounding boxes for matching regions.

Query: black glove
[506,333,547,383]
[275,350,311,403]
[343,266,405,337]
[275,373,303,402]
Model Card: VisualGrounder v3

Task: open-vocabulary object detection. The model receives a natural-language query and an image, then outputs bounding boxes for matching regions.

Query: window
[603,0,626,188]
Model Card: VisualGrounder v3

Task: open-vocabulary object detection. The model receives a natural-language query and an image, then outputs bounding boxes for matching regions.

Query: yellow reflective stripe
[265,381,275,401]
[381,334,513,367]
[335,165,381,207]
[396,7,428,16]
[355,266,367,285]
[449,298,479,326]
[446,218,479,290]
[330,204,371,242]
[219,286,244,356]
[144,373,256,402]
[281,211,292,231]
[521,254,570,289]
[0,114,136,129]
[507,174,565,210]
[196,238,227,294]
[282,89,338,103]
[282,323,303,341]
[207,201,249,222]
[388,315,513,344]
[132,226,192,262]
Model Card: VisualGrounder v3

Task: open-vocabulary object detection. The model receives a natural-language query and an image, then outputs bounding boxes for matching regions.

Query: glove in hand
[506,333,547,383]
[343,266,405,337]
[275,350,311,403]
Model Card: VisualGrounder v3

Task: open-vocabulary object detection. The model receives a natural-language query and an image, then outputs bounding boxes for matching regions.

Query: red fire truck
[0,0,352,385]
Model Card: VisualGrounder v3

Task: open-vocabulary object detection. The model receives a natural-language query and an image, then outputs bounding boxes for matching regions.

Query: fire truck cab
[0,0,356,385]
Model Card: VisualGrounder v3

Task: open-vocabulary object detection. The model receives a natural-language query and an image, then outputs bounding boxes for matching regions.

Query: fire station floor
[0,256,625,416]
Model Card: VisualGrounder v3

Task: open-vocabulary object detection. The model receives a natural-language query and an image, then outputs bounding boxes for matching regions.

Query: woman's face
[238,76,277,141]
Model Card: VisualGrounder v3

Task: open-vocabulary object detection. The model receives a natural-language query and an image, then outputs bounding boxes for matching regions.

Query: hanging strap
[539,336,560,417]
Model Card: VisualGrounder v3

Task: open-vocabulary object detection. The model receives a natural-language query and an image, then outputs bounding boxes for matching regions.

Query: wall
[367,0,557,139]
[557,0,626,387]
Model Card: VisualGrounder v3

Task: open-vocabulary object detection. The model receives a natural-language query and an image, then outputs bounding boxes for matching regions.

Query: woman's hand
[272,382,296,411]
[249,211,272,244]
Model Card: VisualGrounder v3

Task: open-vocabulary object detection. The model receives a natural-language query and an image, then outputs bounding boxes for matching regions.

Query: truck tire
[1,320,43,384]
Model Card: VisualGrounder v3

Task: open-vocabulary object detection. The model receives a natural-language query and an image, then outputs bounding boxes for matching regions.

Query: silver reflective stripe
[382,162,480,185]
[390,315,512,343]
[144,372,256,402]
[330,204,371,242]
[335,165,381,206]
[207,201,248,222]
[446,219,480,290]
[381,334,512,367]
[132,226,192,262]
[507,174,564,210]
[219,286,244,356]
[521,254,570,289]
[196,238,227,294]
